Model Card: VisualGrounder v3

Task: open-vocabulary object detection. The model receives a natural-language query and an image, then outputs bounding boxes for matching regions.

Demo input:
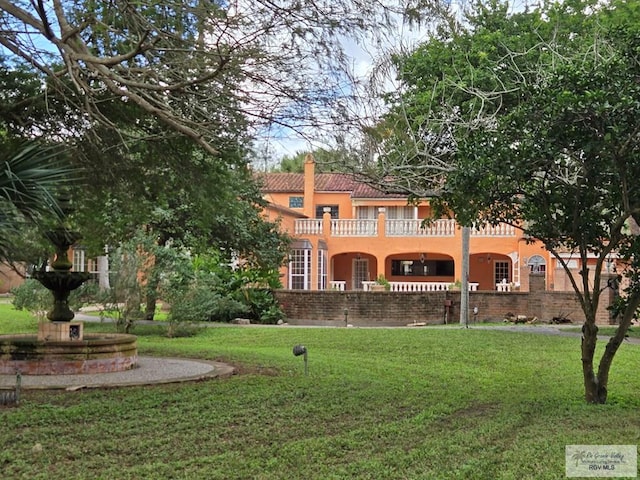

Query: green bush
[167,281,249,323]
[11,278,99,321]
[160,251,285,325]
[240,287,285,324]
[11,279,50,319]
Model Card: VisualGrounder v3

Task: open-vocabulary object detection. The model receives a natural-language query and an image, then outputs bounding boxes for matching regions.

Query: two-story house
[259,154,575,292]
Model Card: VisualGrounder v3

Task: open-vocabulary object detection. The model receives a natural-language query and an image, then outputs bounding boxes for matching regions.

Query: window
[289,248,311,290]
[315,205,339,219]
[357,206,415,219]
[289,196,303,208]
[528,255,546,273]
[73,249,86,272]
[391,259,454,277]
[495,261,510,285]
[317,249,327,290]
[387,206,415,219]
[356,206,376,219]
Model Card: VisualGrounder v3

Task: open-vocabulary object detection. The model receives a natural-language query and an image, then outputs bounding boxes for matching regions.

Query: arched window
[528,255,546,273]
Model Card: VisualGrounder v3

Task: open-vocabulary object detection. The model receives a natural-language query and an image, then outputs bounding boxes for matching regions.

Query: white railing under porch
[361,281,479,292]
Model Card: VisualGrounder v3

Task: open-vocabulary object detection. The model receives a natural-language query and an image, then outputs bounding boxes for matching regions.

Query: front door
[353,258,369,290]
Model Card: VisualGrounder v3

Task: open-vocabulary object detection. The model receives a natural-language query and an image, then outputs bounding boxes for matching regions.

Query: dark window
[315,205,339,219]
[289,196,303,208]
[391,259,454,277]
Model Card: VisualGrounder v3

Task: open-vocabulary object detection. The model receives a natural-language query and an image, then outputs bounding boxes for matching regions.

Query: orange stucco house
[259,154,591,292]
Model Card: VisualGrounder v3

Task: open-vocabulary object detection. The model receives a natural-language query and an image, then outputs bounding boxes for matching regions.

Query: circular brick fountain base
[0,334,138,375]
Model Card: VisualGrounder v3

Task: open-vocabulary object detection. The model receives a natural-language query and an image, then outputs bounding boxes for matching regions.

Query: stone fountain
[0,228,137,375]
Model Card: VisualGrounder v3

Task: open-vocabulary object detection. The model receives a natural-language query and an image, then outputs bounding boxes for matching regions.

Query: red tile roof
[257,173,304,192]
[257,172,406,198]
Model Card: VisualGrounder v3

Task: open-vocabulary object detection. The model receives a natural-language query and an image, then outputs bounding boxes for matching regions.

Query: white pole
[460,226,470,327]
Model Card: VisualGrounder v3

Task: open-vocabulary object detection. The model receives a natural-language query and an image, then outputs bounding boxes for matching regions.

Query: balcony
[294,218,516,238]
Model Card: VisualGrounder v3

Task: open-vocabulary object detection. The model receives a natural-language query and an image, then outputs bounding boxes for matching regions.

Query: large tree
[0,0,435,154]
[367,0,640,403]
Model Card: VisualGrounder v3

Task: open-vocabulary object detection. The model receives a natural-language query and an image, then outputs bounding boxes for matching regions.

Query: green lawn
[1,304,639,479]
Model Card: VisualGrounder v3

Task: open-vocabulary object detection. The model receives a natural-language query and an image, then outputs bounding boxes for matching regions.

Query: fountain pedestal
[38,322,84,342]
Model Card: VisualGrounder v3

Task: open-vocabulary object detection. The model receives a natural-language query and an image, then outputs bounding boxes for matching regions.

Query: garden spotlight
[293,344,308,376]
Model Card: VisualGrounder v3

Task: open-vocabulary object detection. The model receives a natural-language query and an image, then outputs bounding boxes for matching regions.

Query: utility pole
[460,226,470,327]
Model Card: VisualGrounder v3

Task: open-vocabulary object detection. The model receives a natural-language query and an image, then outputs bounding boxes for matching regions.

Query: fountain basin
[0,334,138,375]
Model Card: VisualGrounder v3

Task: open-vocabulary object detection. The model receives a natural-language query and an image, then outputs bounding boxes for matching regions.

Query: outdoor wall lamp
[343,308,348,327]
[293,344,308,376]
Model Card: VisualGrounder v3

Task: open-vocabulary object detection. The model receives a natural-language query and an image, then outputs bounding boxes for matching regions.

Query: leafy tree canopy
[0,0,437,154]
[368,0,640,403]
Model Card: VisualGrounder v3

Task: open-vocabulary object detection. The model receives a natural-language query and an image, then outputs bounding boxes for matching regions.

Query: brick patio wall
[274,288,614,327]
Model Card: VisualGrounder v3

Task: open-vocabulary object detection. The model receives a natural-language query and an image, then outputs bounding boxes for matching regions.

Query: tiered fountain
[0,228,137,375]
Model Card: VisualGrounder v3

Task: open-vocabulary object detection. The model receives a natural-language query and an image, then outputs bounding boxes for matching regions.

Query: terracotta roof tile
[257,172,406,198]
[257,173,303,192]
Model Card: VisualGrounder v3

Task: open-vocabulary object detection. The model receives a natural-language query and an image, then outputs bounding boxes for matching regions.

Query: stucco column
[377,207,386,239]
[322,207,332,236]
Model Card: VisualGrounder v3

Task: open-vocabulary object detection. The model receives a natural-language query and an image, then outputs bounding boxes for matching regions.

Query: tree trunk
[582,290,640,404]
[592,291,640,403]
[144,286,157,321]
[581,321,607,403]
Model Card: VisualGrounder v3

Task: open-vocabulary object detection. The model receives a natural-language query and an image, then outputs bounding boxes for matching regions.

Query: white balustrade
[386,219,456,237]
[331,219,377,237]
[495,282,519,292]
[360,281,479,292]
[472,223,516,237]
[361,281,376,291]
[294,218,516,238]
[329,280,346,291]
[294,219,323,235]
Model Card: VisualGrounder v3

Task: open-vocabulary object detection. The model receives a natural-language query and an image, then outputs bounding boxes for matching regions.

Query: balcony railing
[471,223,516,237]
[386,219,456,237]
[294,218,516,238]
[331,219,377,237]
[361,281,479,292]
[294,219,323,235]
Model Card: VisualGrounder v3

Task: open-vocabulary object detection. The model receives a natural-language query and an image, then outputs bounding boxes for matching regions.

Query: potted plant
[448,279,462,291]
[372,274,391,291]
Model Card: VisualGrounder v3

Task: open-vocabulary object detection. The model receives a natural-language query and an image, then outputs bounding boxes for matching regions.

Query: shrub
[11,279,50,320]
[11,278,99,321]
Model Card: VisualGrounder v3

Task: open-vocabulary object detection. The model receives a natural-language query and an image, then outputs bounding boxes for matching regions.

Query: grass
[80,309,170,322]
[1,303,639,479]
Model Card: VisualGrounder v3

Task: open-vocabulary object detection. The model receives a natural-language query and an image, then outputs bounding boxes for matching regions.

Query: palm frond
[0,141,80,263]
[0,141,77,221]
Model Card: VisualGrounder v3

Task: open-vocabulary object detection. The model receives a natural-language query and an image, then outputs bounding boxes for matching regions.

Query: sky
[252,10,434,167]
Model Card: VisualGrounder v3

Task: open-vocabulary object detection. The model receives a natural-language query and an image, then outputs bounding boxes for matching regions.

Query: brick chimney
[303,153,315,218]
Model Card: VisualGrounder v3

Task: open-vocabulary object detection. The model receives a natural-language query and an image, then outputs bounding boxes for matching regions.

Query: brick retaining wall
[274,289,613,327]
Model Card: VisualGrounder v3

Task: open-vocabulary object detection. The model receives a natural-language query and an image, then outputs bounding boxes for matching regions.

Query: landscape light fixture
[343,308,349,327]
[293,344,308,376]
